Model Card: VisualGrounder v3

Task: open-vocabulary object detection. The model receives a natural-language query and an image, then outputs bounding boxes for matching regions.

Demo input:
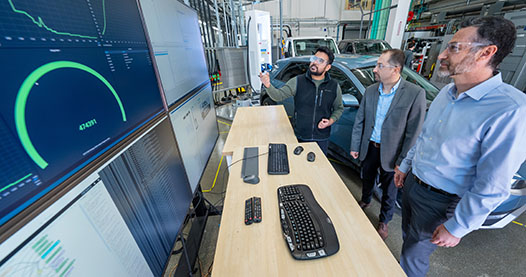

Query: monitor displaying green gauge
[0,0,164,226]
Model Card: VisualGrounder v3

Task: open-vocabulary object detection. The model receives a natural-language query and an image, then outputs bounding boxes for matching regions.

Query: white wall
[249,0,365,40]
[250,0,362,23]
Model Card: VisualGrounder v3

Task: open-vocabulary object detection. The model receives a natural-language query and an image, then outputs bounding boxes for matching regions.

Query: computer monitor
[138,0,210,106]
[99,117,193,276]
[0,173,155,277]
[0,117,194,276]
[0,0,165,226]
[169,83,219,193]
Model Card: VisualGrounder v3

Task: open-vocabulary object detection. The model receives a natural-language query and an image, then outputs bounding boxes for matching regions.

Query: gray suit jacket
[350,78,426,171]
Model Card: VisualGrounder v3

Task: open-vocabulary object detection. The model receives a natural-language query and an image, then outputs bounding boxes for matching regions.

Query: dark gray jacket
[350,79,426,171]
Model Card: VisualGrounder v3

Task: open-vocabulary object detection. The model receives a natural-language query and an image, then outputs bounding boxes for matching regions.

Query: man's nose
[437,49,447,61]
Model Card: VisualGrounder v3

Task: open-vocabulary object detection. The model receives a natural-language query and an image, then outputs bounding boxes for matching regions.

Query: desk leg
[226,155,233,171]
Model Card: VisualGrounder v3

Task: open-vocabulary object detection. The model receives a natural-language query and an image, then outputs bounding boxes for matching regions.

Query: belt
[413,175,457,197]
[369,141,380,148]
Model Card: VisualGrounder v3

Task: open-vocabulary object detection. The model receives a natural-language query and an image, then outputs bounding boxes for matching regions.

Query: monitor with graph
[0,117,194,276]
[0,0,165,227]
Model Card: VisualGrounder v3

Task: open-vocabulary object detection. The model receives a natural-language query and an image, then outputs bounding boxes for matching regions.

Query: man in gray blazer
[350,49,426,240]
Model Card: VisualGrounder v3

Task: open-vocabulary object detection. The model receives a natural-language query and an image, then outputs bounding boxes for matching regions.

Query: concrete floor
[164,113,526,277]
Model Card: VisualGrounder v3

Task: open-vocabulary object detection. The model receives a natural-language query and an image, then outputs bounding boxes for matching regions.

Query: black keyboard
[277,185,339,260]
[268,143,290,175]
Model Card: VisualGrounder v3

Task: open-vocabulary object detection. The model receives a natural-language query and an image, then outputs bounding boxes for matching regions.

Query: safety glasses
[310,56,327,64]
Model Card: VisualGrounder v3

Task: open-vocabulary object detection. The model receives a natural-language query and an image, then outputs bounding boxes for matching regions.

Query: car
[260,54,526,229]
[338,39,392,55]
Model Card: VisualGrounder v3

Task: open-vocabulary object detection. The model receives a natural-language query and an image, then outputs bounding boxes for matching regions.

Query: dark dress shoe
[377,222,388,240]
[358,200,370,209]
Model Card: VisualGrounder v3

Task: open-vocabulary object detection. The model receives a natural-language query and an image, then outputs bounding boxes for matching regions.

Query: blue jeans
[400,172,460,277]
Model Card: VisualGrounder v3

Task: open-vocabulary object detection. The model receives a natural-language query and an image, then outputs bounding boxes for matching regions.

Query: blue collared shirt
[399,73,526,238]
[370,78,401,143]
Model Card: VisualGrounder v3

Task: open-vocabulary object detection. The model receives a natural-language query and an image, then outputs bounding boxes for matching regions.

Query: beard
[309,63,324,76]
[374,73,381,82]
[437,54,477,77]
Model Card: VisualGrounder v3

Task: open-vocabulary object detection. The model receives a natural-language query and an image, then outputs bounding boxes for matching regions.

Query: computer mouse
[294,146,304,155]
[243,175,260,184]
[307,152,316,162]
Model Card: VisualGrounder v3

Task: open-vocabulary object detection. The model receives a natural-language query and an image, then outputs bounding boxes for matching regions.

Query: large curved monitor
[0,0,165,226]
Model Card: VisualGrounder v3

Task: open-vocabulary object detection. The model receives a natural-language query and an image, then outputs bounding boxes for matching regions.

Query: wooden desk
[221,106,297,157]
[212,143,405,276]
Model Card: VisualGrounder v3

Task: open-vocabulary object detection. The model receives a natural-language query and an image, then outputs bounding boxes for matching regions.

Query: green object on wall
[370,0,392,40]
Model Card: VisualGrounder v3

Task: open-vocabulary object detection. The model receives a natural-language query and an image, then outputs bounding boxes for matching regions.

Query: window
[338,42,347,53]
[276,62,309,82]
[401,68,440,101]
[350,66,440,101]
[353,41,392,55]
[329,67,362,102]
[344,44,355,54]
[293,39,338,56]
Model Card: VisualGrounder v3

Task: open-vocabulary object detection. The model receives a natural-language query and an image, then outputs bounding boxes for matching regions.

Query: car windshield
[353,41,391,54]
[294,39,338,56]
[351,66,440,101]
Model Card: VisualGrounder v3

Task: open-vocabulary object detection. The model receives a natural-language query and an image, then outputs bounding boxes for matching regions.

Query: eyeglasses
[446,42,489,53]
[375,63,397,69]
[310,56,327,64]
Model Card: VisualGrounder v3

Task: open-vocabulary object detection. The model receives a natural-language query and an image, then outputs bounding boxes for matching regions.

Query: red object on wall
[407,11,414,22]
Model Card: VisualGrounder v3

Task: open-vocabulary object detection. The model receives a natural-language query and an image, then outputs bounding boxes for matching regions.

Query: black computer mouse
[307,152,316,162]
[243,175,260,184]
[294,146,304,155]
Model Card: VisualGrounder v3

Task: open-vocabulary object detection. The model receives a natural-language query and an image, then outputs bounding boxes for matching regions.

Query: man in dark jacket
[351,49,427,240]
[259,46,343,154]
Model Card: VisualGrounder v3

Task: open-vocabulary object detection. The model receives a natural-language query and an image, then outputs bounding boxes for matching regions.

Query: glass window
[353,41,392,55]
[338,42,347,53]
[293,39,338,56]
[344,44,354,54]
[401,68,440,101]
[350,67,375,88]
[329,67,362,102]
[350,66,440,101]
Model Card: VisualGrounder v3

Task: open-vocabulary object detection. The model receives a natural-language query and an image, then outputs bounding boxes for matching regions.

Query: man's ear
[325,64,332,72]
[477,45,498,63]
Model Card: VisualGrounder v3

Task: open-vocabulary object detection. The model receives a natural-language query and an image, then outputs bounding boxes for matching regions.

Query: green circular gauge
[15,61,126,169]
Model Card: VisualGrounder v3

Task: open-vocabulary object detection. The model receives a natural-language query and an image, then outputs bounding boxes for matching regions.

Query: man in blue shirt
[394,16,526,276]
[350,49,426,240]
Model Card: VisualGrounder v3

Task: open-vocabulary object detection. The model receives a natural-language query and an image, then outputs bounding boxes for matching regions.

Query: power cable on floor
[512,221,526,228]
[217,120,231,127]
[328,158,345,166]
[170,262,178,277]
[202,156,224,192]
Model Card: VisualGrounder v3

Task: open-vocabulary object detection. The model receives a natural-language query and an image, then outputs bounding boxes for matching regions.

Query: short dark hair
[315,46,335,64]
[460,16,516,69]
[382,49,405,70]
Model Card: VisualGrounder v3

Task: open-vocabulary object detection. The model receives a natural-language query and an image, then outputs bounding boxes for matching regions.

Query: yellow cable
[202,156,224,192]
[512,221,525,227]
[219,131,229,134]
[217,120,231,127]
[328,158,345,166]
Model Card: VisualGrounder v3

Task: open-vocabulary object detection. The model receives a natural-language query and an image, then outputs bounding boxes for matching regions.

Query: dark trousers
[360,142,397,223]
[400,172,460,277]
[298,138,328,155]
